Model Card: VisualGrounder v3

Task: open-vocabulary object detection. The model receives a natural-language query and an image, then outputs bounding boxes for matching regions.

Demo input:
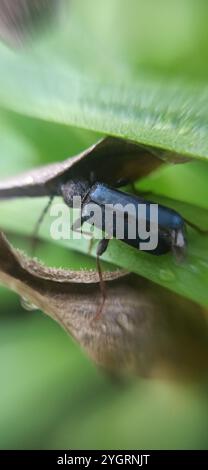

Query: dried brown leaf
[0,136,189,200]
[0,231,207,380]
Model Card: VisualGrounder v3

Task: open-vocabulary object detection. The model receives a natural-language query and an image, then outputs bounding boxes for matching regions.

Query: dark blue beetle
[81,183,186,257]
[61,180,187,314]
[61,181,186,260]
[0,136,191,315]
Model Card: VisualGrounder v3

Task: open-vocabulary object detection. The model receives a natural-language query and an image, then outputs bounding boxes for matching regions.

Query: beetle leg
[92,238,110,320]
[87,237,97,254]
[31,196,54,255]
[71,215,93,238]
[97,238,110,256]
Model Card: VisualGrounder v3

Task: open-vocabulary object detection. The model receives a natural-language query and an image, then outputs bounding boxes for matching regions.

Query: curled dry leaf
[0,231,208,380]
[0,136,189,200]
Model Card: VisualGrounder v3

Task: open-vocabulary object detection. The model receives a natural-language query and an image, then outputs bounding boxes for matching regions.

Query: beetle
[0,135,172,244]
[78,182,186,258]
[0,136,194,315]
[62,181,186,316]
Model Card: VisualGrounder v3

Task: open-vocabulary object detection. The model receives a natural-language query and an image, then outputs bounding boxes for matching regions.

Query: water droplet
[188,264,199,274]
[101,324,107,333]
[20,297,38,312]
[117,313,133,331]
[159,269,176,282]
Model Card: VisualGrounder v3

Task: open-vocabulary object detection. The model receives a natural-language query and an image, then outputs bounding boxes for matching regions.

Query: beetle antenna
[184,219,208,235]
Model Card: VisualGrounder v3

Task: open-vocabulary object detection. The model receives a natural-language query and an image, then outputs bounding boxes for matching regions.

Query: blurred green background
[0,0,208,450]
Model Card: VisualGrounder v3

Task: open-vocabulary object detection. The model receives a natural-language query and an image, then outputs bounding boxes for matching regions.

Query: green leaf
[0,0,208,161]
[0,0,208,308]
[137,161,208,210]
[0,313,100,449]
[0,197,208,308]
[1,0,208,451]
[0,48,208,159]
